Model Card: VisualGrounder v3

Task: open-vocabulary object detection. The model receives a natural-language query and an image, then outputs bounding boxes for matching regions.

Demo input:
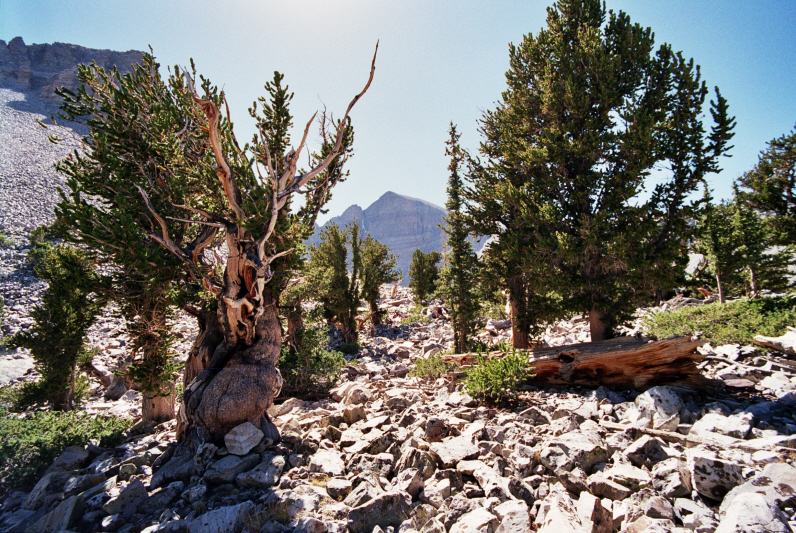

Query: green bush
[0,393,133,492]
[464,349,534,403]
[279,326,346,397]
[409,353,456,380]
[642,295,796,345]
[401,304,430,326]
[0,232,13,248]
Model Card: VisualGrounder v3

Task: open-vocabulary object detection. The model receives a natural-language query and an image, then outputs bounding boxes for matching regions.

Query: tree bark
[507,276,529,349]
[589,309,608,341]
[716,270,725,304]
[143,387,175,424]
[749,265,759,294]
[442,336,716,390]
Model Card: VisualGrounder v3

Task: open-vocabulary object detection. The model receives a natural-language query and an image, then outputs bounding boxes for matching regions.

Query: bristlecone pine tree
[54,47,377,442]
[466,0,735,341]
[360,235,401,325]
[409,249,442,303]
[438,123,479,353]
[736,125,796,245]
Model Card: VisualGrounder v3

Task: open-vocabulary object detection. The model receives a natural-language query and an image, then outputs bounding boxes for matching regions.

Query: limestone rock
[25,494,83,533]
[347,491,412,533]
[494,500,531,533]
[715,492,791,533]
[689,412,753,440]
[309,449,345,477]
[103,478,148,518]
[634,386,683,431]
[449,508,499,533]
[235,454,285,488]
[538,431,608,473]
[203,453,260,485]
[187,501,254,533]
[224,422,264,456]
[720,462,796,515]
[686,447,744,500]
[431,436,479,469]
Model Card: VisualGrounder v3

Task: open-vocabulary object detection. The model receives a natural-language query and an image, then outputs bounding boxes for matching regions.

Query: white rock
[224,422,263,456]
[715,492,790,533]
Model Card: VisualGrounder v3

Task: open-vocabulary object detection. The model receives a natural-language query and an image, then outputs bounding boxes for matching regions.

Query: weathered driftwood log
[442,336,718,390]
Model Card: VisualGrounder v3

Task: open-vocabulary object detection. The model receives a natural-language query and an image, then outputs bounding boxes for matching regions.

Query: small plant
[0,405,133,493]
[642,295,796,345]
[279,325,346,397]
[337,340,362,355]
[400,304,430,326]
[0,232,13,248]
[409,353,456,380]
[464,348,534,403]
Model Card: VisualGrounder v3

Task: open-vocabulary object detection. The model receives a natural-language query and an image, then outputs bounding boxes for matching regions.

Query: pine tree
[466,0,735,340]
[52,47,377,441]
[360,235,401,325]
[693,199,745,303]
[736,126,796,244]
[437,123,479,353]
[408,249,442,303]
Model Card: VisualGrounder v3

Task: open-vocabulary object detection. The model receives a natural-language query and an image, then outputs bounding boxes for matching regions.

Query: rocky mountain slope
[308,192,448,282]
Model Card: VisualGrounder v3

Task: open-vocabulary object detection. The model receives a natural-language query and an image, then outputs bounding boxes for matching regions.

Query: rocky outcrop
[0,37,142,100]
[308,191,447,282]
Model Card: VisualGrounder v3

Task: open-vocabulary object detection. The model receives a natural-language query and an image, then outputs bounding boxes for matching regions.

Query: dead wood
[442,336,718,390]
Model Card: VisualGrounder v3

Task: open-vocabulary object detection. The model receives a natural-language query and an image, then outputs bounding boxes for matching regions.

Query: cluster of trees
[427,0,795,352]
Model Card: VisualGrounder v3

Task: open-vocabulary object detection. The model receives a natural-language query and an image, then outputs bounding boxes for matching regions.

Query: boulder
[187,501,254,533]
[235,454,285,488]
[494,500,531,533]
[689,412,753,440]
[347,491,412,533]
[685,448,744,500]
[449,508,499,533]
[308,450,345,477]
[103,478,148,518]
[634,386,683,431]
[720,462,796,515]
[224,422,264,456]
[25,494,83,533]
[431,436,480,469]
[624,435,668,469]
[715,492,791,533]
[538,431,608,473]
[203,453,260,484]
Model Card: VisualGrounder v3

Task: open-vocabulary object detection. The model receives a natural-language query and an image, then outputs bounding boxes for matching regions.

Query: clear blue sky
[2,1,795,222]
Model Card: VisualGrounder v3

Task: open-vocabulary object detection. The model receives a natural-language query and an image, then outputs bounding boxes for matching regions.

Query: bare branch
[166,216,226,228]
[135,184,191,262]
[278,42,378,200]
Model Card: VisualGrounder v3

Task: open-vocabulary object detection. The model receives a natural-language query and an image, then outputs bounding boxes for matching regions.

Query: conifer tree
[408,249,442,303]
[360,236,401,324]
[466,0,735,340]
[53,47,377,441]
[736,126,796,244]
[693,199,745,303]
[438,123,479,353]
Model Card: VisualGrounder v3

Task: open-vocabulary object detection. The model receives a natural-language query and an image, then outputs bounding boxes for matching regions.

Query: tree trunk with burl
[136,50,378,442]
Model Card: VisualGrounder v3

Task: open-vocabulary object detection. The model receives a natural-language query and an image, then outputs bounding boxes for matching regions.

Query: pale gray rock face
[202,453,260,485]
[308,191,448,282]
[689,412,753,440]
[347,491,412,533]
[634,386,684,431]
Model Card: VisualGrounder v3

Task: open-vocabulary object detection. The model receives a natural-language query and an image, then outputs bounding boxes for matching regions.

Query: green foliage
[278,325,345,397]
[409,353,456,380]
[0,232,13,248]
[464,349,534,403]
[337,341,362,354]
[360,236,401,324]
[307,222,361,343]
[408,249,442,303]
[27,225,57,270]
[466,0,735,341]
[400,304,430,326]
[642,295,796,345]
[735,125,796,245]
[694,194,794,301]
[0,404,132,493]
[12,244,102,410]
[438,123,480,353]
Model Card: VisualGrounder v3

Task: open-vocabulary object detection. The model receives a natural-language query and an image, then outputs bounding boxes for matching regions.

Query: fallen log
[441,336,718,390]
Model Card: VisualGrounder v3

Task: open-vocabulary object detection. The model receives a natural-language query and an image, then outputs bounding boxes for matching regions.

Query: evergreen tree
[438,123,479,353]
[693,199,745,303]
[360,235,401,324]
[52,48,376,441]
[736,126,796,244]
[14,244,102,410]
[466,0,735,340]
[307,222,361,343]
[408,249,442,303]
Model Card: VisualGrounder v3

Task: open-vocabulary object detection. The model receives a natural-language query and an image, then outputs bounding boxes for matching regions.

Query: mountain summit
[308,191,447,282]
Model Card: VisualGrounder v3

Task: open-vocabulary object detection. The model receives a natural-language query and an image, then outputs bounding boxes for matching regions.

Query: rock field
[2,83,796,533]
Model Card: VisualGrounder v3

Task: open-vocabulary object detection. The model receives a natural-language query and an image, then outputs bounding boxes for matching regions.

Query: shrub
[464,349,534,403]
[279,326,346,397]
[642,295,796,346]
[400,304,430,326]
[408,249,442,303]
[409,353,456,380]
[0,232,13,248]
[0,396,133,493]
